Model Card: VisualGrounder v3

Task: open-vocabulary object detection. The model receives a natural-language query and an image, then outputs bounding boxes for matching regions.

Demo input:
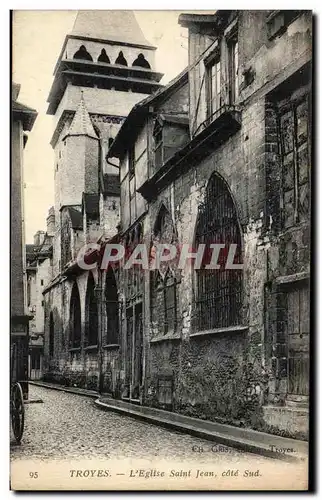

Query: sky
[12,10,193,243]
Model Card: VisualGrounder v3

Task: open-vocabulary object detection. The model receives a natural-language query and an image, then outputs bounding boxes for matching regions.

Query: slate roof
[71,10,155,48]
[12,99,37,131]
[107,67,188,157]
[63,93,98,140]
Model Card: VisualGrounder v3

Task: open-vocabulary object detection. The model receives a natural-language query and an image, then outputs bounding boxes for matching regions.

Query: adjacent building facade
[11,83,37,396]
[40,10,311,439]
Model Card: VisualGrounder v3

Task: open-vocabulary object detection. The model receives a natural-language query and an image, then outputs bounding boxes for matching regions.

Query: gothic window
[85,273,98,346]
[279,95,310,228]
[153,119,163,171]
[125,224,143,302]
[97,48,110,64]
[61,217,72,268]
[132,53,151,69]
[105,267,119,345]
[205,52,221,121]
[115,51,127,66]
[194,173,243,331]
[151,206,178,335]
[49,312,54,357]
[70,282,81,349]
[73,45,93,61]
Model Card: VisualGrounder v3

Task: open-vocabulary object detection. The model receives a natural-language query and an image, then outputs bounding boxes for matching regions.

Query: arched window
[132,53,151,69]
[97,48,110,64]
[115,51,127,66]
[85,273,98,346]
[49,312,54,357]
[105,267,119,345]
[150,205,178,335]
[70,283,81,348]
[73,45,93,61]
[194,173,243,331]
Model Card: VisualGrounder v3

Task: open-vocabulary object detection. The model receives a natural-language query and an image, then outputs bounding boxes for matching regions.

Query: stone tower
[46,11,163,272]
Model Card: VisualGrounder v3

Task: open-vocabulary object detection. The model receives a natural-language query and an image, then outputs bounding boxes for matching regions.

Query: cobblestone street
[11,385,272,465]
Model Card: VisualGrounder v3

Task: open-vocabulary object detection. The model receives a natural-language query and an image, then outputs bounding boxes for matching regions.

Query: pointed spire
[65,92,98,140]
[71,10,153,47]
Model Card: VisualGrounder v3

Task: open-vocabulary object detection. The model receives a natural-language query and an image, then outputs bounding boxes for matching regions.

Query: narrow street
[11,385,271,465]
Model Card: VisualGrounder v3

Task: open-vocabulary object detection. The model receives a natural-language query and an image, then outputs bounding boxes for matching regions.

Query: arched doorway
[194,172,243,331]
[105,267,119,345]
[85,273,98,347]
[70,283,81,348]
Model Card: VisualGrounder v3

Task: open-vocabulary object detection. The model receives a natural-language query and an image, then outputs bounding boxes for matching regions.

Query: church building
[42,11,163,391]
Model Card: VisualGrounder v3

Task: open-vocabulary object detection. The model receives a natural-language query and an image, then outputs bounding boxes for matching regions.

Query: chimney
[34,230,45,246]
[46,206,55,236]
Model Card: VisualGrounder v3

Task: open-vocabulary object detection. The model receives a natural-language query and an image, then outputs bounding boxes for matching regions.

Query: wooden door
[287,283,310,400]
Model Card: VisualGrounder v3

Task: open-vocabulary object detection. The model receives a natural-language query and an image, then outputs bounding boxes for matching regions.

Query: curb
[29,381,98,399]
[94,399,307,464]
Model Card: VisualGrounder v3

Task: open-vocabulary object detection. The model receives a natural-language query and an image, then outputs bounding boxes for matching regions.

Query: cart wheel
[11,382,25,444]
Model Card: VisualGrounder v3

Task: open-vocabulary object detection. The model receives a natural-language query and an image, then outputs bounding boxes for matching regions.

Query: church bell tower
[46,11,163,271]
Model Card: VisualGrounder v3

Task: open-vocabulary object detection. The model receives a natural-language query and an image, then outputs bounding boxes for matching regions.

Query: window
[31,352,41,370]
[105,267,119,345]
[98,48,110,64]
[206,54,221,120]
[73,45,93,61]
[279,95,310,228]
[164,271,177,333]
[151,270,177,334]
[228,36,239,104]
[267,11,300,40]
[132,53,151,69]
[70,283,81,348]
[115,51,127,66]
[151,205,178,335]
[41,279,44,286]
[194,173,243,331]
[128,145,135,178]
[85,273,98,346]
[153,119,163,170]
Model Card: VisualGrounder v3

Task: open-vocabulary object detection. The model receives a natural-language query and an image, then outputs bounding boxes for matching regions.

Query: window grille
[151,206,178,335]
[194,173,242,330]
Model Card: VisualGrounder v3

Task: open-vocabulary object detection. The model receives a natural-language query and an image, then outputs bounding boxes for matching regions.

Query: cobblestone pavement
[11,385,272,464]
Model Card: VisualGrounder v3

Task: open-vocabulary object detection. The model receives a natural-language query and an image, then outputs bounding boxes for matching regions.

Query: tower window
[73,45,93,61]
[98,48,110,64]
[132,53,151,69]
[115,51,127,66]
